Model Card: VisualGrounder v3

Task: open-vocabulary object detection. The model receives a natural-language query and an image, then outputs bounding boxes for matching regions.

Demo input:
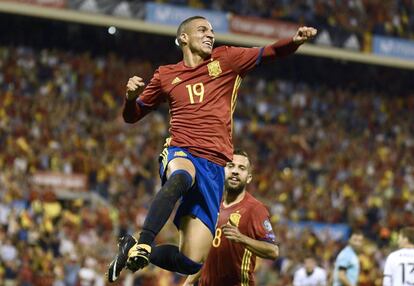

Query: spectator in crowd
[293,255,327,286]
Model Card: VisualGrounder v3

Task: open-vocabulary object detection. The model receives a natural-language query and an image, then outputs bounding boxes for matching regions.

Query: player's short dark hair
[233,149,252,172]
[401,227,414,244]
[176,16,206,46]
[233,148,249,158]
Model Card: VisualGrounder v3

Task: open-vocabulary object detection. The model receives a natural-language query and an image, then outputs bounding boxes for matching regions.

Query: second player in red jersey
[200,193,276,286]
[185,150,279,286]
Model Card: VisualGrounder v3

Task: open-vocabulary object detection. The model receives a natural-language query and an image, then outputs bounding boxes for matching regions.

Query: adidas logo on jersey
[171,77,182,84]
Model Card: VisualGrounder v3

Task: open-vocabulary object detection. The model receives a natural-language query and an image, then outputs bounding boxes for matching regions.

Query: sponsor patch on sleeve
[263,219,273,232]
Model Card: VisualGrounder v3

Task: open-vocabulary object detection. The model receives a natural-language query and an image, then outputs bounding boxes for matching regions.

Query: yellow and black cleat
[126,243,152,272]
[107,234,137,283]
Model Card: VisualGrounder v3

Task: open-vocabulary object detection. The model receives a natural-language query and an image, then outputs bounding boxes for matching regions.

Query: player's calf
[138,170,194,246]
[149,244,203,275]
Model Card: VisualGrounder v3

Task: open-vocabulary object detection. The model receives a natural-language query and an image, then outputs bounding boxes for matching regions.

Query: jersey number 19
[186,83,205,104]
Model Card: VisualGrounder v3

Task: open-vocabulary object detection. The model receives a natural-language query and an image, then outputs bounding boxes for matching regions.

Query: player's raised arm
[122,69,164,123]
[123,76,147,123]
[126,76,145,101]
[225,26,317,76]
[261,26,317,60]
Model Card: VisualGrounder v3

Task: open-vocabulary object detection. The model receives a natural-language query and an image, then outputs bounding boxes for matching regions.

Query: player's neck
[183,51,208,67]
[223,190,246,207]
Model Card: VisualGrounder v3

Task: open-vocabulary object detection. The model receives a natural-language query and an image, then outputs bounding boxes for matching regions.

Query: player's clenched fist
[293,26,317,44]
[126,76,145,101]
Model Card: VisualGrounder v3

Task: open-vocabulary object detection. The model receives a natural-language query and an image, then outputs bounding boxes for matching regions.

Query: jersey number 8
[212,228,222,248]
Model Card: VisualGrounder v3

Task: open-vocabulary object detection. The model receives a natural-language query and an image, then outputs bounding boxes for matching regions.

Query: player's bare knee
[167,157,196,184]
[180,240,211,264]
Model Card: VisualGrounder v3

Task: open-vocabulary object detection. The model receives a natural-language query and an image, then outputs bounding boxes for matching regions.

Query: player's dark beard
[225,180,245,195]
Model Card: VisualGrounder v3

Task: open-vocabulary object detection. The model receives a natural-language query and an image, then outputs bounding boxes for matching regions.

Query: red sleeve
[261,37,300,62]
[122,69,165,123]
[226,46,261,76]
[226,39,299,74]
[248,205,276,243]
[138,68,165,108]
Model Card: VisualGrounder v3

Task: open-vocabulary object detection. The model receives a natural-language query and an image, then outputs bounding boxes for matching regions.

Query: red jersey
[199,192,276,286]
[135,46,261,166]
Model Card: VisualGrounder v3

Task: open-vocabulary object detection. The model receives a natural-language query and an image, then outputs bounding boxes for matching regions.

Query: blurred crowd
[64,0,414,47]
[1,43,413,286]
[164,0,414,41]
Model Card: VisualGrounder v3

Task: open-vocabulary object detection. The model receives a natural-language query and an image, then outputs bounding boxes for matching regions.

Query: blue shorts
[159,146,225,235]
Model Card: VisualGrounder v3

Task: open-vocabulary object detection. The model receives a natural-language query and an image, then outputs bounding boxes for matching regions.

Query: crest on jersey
[207,60,222,78]
[229,212,241,227]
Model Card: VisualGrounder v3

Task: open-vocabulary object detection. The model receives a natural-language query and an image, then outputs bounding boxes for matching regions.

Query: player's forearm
[241,236,279,260]
[262,38,300,60]
[122,98,149,123]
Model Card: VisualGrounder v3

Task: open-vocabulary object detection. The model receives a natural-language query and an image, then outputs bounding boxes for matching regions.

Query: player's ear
[179,33,188,45]
[246,173,252,184]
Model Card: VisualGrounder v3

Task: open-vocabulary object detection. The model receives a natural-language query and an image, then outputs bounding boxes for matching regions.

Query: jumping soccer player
[107,15,316,282]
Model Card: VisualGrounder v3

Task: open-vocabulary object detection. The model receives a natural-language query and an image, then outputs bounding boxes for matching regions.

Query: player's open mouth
[202,41,212,48]
[230,176,239,182]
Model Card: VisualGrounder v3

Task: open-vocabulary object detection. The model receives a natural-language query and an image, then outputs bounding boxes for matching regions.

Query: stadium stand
[0,5,414,286]
[184,0,414,40]
[63,0,414,41]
